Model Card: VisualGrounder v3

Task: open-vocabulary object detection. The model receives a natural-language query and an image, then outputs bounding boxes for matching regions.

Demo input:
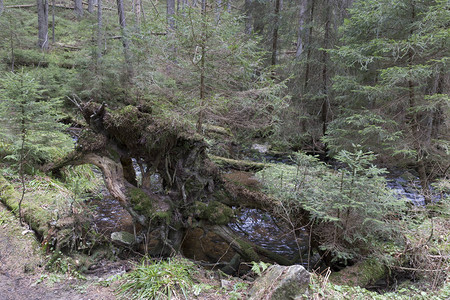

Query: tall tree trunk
[215,0,222,22]
[271,0,281,66]
[321,1,330,136]
[9,18,15,72]
[37,0,49,50]
[74,0,83,18]
[197,0,207,133]
[132,0,142,29]
[244,0,253,35]
[167,0,176,31]
[51,0,55,43]
[88,0,94,13]
[295,0,308,58]
[303,0,315,92]
[18,88,27,226]
[116,0,133,79]
[97,0,102,59]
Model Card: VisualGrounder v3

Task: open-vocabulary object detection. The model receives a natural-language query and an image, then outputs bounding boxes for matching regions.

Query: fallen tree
[47,101,303,265]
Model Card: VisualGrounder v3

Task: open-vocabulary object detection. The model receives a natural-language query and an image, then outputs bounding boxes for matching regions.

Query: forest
[0,0,448,299]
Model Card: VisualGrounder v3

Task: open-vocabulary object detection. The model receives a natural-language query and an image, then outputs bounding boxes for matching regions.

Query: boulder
[249,265,310,300]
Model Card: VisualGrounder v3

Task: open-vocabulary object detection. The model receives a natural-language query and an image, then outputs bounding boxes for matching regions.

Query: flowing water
[88,152,440,264]
[228,208,308,261]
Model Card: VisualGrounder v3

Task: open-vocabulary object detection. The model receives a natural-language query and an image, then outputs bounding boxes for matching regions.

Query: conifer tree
[0,71,70,223]
[328,0,450,203]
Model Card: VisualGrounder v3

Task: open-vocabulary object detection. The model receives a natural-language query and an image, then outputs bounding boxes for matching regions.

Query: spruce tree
[0,71,71,223]
[328,0,450,202]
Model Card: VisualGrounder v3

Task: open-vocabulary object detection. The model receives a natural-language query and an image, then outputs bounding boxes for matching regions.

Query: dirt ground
[0,204,117,300]
[0,202,251,300]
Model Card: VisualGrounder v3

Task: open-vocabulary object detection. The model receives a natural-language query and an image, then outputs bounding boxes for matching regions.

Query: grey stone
[249,265,310,300]
[251,143,271,153]
[111,231,135,245]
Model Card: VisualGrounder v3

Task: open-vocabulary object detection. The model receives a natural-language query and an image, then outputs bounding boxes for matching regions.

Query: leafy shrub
[118,256,195,300]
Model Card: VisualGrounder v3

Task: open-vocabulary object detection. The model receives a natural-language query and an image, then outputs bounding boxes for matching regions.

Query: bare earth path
[0,204,117,300]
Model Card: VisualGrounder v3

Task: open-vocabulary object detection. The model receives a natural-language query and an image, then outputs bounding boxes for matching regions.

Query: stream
[87,150,440,266]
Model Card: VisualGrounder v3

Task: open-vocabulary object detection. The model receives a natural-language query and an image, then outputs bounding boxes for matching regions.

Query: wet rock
[221,254,241,275]
[111,231,135,245]
[252,144,271,154]
[400,171,417,182]
[249,265,310,300]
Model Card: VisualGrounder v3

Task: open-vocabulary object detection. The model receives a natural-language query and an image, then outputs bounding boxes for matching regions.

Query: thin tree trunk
[244,0,252,34]
[74,0,83,18]
[303,0,315,92]
[0,0,4,15]
[52,0,55,43]
[215,0,222,22]
[18,91,26,226]
[271,0,281,66]
[97,0,102,59]
[133,0,142,29]
[321,1,330,136]
[37,0,49,50]
[88,0,94,13]
[197,0,207,133]
[295,0,307,58]
[116,0,133,79]
[167,0,176,31]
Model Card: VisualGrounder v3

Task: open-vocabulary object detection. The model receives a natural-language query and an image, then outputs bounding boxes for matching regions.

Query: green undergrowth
[0,165,102,241]
[309,273,450,300]
[117,256,196,300]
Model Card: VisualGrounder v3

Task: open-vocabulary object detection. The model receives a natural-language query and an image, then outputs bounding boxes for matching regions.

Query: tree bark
[88,0,94,13]
[116,0,133,79]
[271,0,281,66]
[74,0,83,18]
[197,0,207,133]
[321,0,330,136]
[97,0,102,59]
[167,0,176,31]
[295,0,308,58]
[37,0,49,50]
[303,0,315,92]
[51,0,55,43]
[244,0,253,35]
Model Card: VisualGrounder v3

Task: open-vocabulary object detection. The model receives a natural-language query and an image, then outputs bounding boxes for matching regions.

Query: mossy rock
[329,258,387,287]
[129,187,153,216]
[111,231,136,245]
[194,201,234,225]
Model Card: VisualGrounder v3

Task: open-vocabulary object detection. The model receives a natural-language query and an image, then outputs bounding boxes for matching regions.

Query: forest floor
[0,203,118,300]
[0,201,248,300]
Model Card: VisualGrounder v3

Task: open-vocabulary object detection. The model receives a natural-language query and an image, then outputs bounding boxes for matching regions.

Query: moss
[236,239,260,262]
[329,258,387,287]
[195,201,234,225]
[129,187,153,216]
[153,211,172,223]
[210,155,268,171]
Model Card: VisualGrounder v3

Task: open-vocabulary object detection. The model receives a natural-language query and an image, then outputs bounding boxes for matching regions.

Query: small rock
[221,279,233,289]
[111,231,135,245]
[251,144,271,154]
[249,265,310,300]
